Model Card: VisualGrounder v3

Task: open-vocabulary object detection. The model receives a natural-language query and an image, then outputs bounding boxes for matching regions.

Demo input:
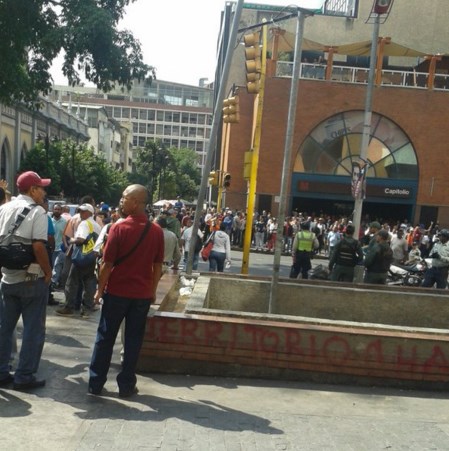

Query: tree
[0,0,155,106]
[19,140,128,204]
[131,139,164,202]
[132,139,201,203]
[165,147,202,200]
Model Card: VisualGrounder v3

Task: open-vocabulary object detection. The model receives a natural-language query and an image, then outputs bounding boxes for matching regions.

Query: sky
[51,0,325,87]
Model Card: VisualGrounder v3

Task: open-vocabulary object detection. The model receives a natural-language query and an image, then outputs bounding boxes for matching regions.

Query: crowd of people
[1,171,448,397]
[289,215,449,288]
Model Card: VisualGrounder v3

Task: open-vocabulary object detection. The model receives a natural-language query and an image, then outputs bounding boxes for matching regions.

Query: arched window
[294,111,418,180]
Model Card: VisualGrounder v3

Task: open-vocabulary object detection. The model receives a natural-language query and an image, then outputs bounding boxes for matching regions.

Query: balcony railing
[276,61,449,91]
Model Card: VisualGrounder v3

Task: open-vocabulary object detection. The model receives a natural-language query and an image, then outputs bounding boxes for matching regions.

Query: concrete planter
[139,274,449,390]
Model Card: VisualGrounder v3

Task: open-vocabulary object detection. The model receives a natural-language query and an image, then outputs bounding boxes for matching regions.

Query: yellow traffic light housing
[223,95,240,124]
[223,172,231,189]
[243,151,253,180]
[208,171,218,186]
[244,32,261,94]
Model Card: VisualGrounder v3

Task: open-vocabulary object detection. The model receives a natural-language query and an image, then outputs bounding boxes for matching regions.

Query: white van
[48,200,79,216]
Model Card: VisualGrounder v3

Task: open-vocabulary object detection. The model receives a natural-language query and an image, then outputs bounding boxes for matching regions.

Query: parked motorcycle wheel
[386,276,403,286]
[404,274,422,287]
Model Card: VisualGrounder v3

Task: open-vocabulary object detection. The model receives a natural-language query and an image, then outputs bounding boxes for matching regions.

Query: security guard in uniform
[291,222,319,279]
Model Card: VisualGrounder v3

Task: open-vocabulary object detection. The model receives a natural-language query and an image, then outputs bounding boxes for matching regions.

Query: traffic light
[223,95,240,124]
[244,32,261,94]
[208,171,218,186]
[373,0,392,14]
[223,172,231,188]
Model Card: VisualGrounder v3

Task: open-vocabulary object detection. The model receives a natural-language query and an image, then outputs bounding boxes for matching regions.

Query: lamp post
[269,7,309,314]
[71,142,76,199]
[158,152,169,200]
[44,135,50,176]
[352,0,394,240]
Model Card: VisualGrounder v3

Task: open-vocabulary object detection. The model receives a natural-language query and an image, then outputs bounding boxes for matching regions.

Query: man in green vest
[291,222,319,279]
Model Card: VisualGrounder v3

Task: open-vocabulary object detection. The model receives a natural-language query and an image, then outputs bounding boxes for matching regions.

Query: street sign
[243,3,322,14]
[242,1,358,18]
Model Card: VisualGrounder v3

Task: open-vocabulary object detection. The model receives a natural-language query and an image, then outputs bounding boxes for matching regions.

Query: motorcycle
[387,259,427,287]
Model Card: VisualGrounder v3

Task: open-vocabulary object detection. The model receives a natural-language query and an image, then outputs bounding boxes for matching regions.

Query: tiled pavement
[2,277,449,450]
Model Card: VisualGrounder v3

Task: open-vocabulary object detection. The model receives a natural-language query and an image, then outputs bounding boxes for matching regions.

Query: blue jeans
[422,266,448,289]
[89,293,151,393]
[0,279,48,383]
[183,251,200,270]
[51,250,64,285]
[209,250,226,272]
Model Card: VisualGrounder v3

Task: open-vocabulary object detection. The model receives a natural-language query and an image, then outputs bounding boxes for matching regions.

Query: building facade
[218,0,449,226]
[52,79,214,170]
[64,104,134,173]
[0,98,89,191]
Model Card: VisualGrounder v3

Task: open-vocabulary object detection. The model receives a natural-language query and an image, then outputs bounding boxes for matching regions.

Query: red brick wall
[224,78,449,215]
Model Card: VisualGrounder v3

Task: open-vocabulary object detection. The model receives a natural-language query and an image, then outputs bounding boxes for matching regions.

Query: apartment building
[52,79,214,170]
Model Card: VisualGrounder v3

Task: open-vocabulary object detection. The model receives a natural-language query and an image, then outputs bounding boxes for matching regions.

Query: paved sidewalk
[2,294,449,450]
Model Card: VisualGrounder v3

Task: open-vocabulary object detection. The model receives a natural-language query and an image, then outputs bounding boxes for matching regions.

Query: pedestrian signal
[373,0,393,14]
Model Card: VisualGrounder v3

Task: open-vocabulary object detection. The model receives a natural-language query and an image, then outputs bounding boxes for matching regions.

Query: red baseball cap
[16,171,51,192]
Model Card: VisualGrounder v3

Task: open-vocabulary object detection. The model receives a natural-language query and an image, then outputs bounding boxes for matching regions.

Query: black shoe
[88,386,103,396]
[80,309,89,318]
[13,378,46,391]
[119,386,138,398]
[55,306,74,316]
[0,374,14,387]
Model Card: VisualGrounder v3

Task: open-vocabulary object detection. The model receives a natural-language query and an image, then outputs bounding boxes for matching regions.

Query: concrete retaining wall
[187,275,449,329]
[139,274,449,389]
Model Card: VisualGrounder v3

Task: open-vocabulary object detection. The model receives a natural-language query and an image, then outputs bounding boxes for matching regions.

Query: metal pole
[352,13,380,240]
[185,0,244,275]
[241,21,268,275]
[269,9,305,314]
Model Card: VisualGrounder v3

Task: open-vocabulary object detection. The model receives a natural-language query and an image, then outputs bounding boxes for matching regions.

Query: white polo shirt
[0,194,48,283]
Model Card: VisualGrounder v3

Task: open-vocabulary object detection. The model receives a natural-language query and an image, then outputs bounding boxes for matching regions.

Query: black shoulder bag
[0,205,37,270]
[114,221,152,267]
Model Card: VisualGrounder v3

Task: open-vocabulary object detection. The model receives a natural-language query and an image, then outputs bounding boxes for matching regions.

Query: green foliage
[133,139,201,203]
[20,140,128,204]
[0,0,155,106]
[167,147,201,200]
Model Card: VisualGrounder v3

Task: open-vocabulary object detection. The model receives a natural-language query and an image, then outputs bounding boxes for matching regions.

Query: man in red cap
[0,171,52,390]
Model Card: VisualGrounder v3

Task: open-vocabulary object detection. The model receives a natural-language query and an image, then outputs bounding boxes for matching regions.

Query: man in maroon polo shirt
[88,184,163,397]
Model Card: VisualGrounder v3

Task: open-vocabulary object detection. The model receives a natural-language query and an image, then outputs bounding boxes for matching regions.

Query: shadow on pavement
[0,389,32,418]
[75,393,283,434]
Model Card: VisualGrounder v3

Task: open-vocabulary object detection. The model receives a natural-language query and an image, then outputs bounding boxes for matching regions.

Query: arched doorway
[20,143,28,165]
[292,110,418,222]
[0,139,11,183]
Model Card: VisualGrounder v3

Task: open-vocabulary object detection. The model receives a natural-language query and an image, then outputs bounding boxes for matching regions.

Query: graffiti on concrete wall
[148,317,449,378]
